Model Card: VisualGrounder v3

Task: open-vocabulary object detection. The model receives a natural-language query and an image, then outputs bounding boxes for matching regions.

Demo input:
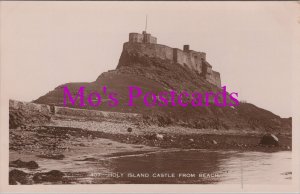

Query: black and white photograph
[0,1,299,193]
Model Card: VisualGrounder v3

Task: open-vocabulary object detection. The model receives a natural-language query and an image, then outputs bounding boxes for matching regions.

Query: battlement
[125,31,221,87]
[129,31,157,44]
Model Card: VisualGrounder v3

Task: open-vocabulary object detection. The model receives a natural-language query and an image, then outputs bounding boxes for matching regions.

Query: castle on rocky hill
[124,31,221,87]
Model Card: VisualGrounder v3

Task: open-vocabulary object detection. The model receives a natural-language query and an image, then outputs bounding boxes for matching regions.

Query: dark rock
[9,169,28,185]
[76,157,98,162]
[260,134,279,146]
[127,127,133,132]
[9,159,39,169]
[144,133,164,141]
[33,170,64,183]
[9,107,50,129]
[9,112,23,129]
[144,134,157,140]
[37,154,65,160]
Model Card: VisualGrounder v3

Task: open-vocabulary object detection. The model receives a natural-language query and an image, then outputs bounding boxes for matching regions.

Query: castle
[124,31,221,87]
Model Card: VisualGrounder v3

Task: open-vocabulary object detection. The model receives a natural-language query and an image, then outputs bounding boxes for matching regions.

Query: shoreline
[10,124,292,155]
[8,100,292,184]
[9,124,291,184]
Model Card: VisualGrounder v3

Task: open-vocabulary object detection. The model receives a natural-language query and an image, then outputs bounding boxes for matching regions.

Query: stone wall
[9,100,142,121]
[55,106,141,120]
[149,36,157,44]
[123,42,207,74]
[129,32,157,44]
[129,33,143,43]
[211,71,221,87]
[173,49,206,74]
[122,42,221,87]
[205,71,221,87]
[123,42,174,61]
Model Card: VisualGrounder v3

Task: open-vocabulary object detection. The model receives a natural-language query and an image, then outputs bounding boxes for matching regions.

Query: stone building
[125,31,221,87]
[129,31,157,44]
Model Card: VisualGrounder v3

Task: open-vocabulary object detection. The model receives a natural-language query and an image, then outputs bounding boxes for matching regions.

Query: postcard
[0,1,299,193]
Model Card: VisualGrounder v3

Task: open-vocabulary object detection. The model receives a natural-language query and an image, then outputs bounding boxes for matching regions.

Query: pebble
[212,140,218,145]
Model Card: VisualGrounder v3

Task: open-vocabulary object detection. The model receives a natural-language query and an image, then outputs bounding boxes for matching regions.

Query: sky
[1,1,299,118]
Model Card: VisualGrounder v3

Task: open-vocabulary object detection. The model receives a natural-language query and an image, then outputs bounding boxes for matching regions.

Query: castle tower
[128,31,157,44]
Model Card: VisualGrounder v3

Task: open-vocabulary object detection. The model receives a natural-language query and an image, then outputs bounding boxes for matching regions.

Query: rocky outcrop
[9,159,39,169]
[9,169,29,185]
[33,170,64,183]
[260,134,279,146]
[9,100,51,129]
[32,40,292,134]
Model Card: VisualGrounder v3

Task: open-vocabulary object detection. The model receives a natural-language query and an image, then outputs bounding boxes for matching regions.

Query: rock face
[9,100,51,129]
[33,34,292,134]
